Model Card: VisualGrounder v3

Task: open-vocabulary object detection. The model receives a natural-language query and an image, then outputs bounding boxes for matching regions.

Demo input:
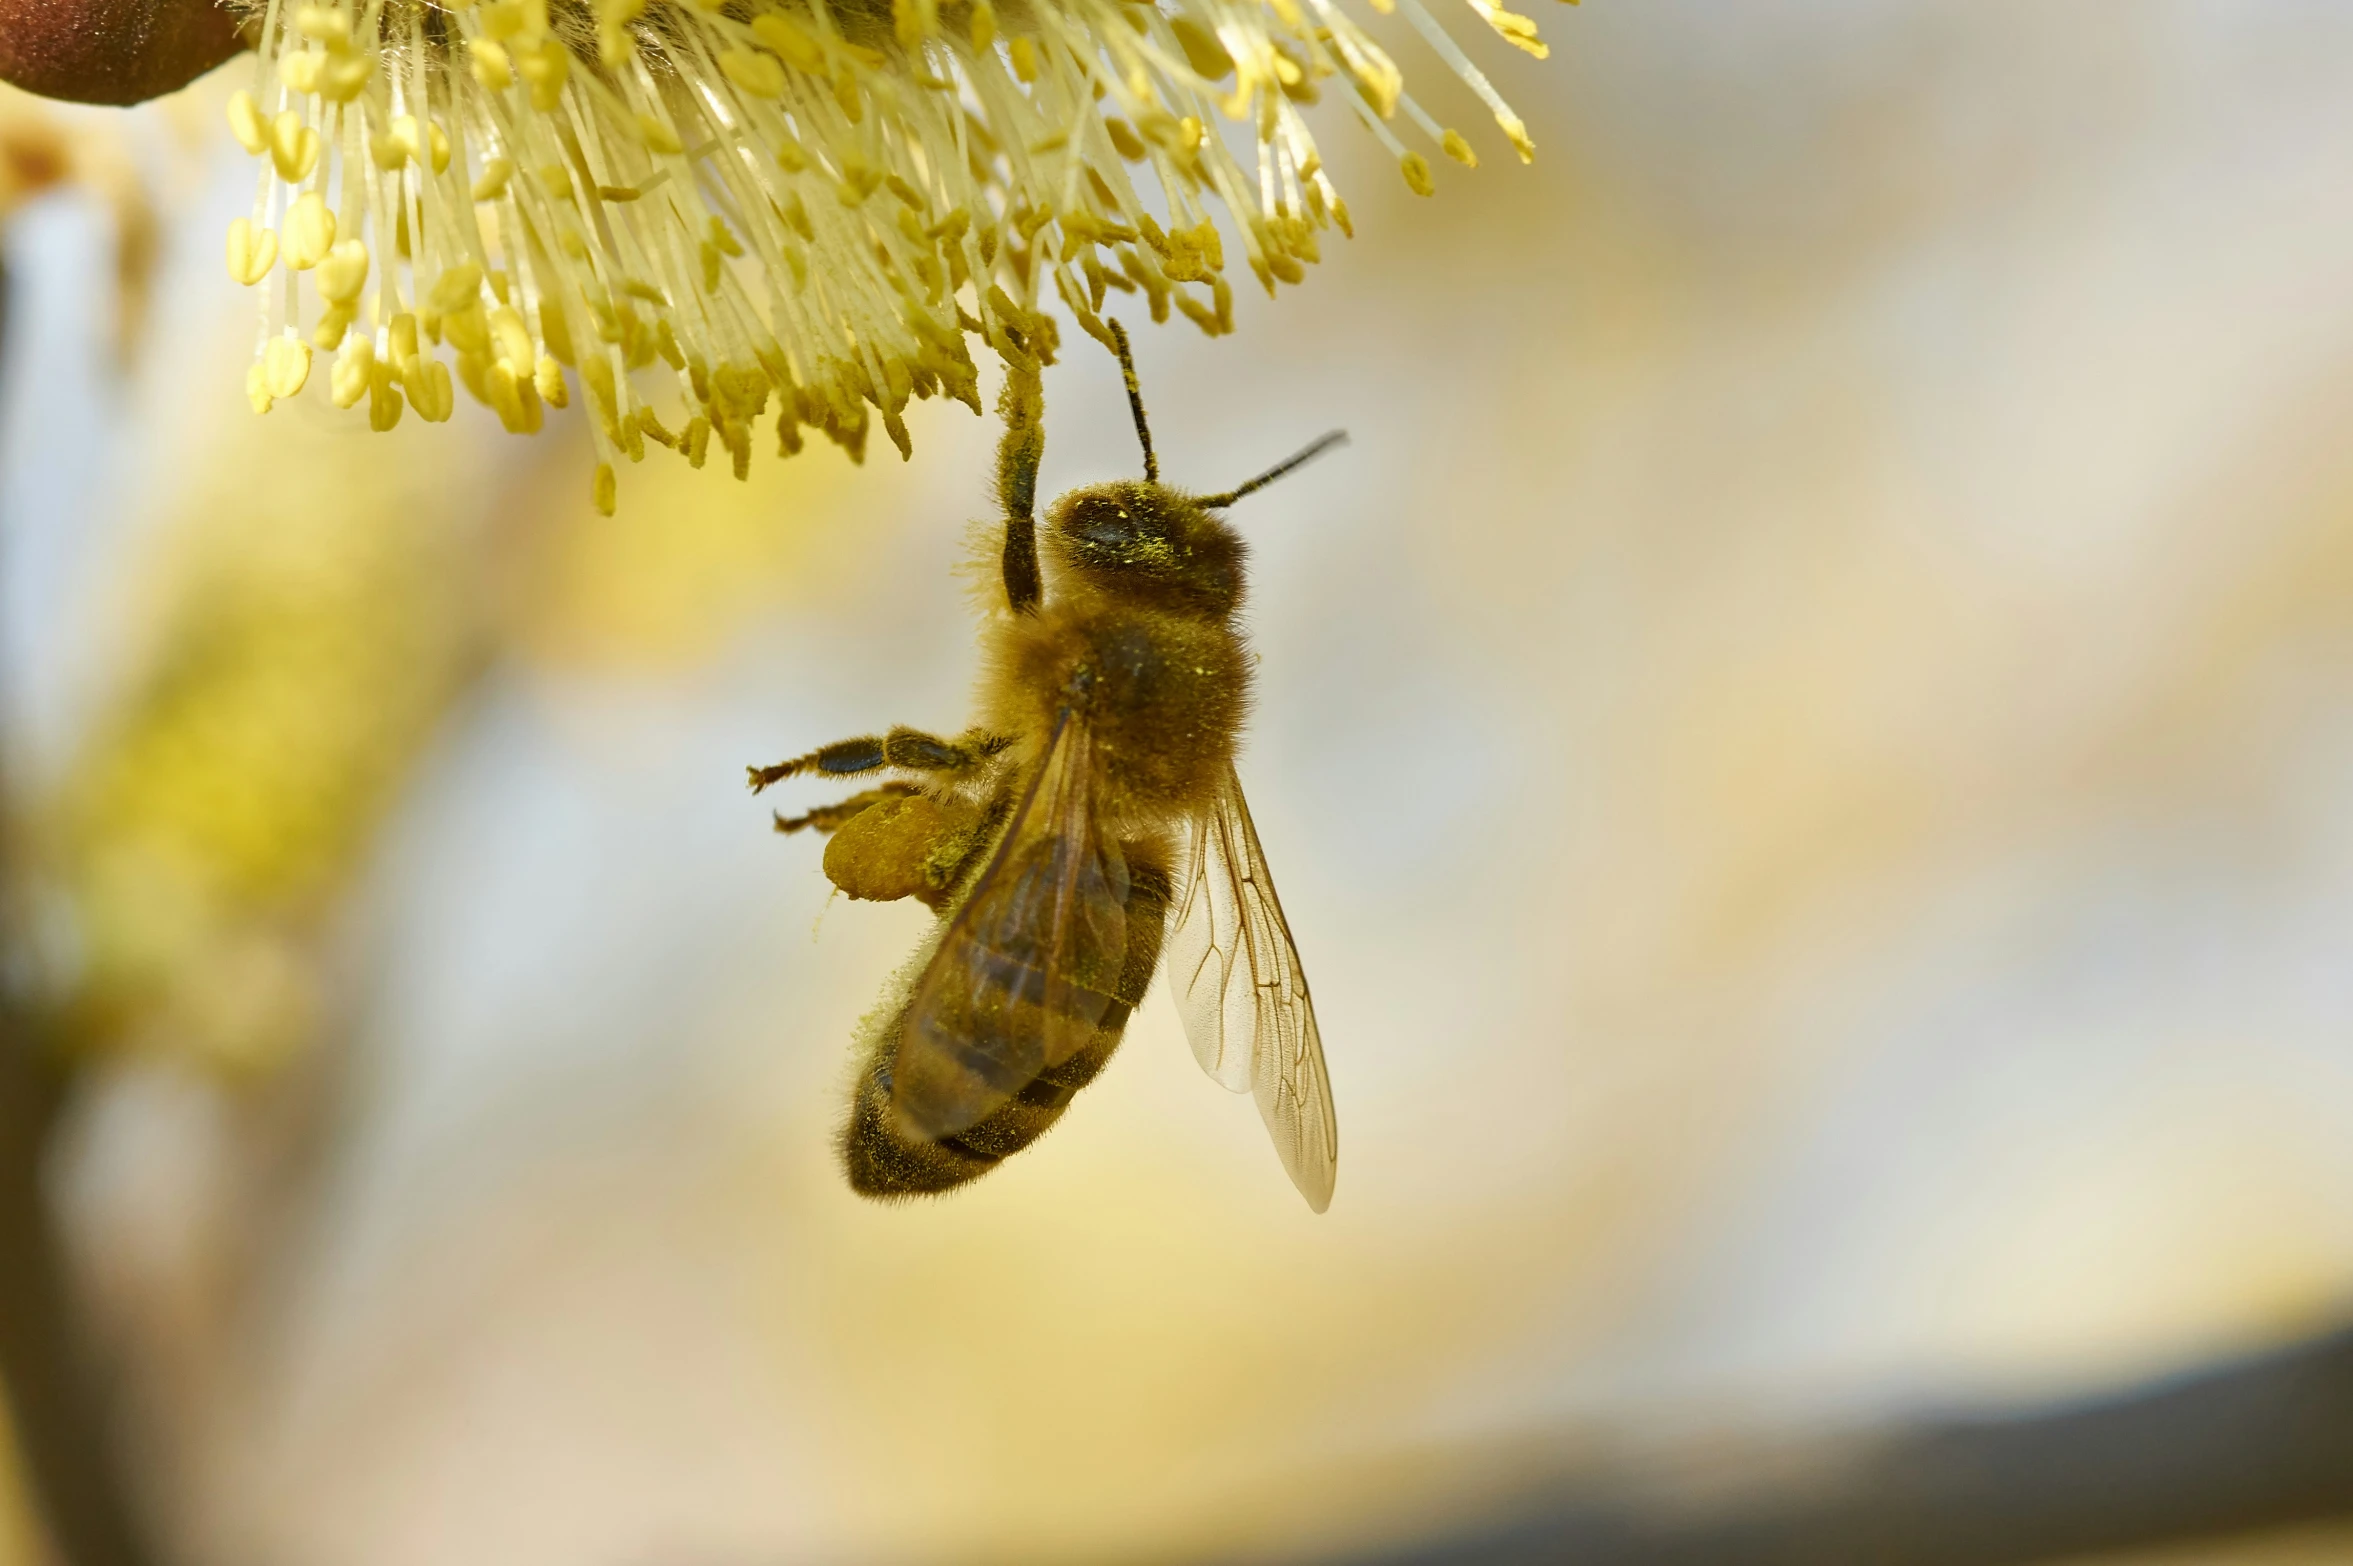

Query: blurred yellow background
[7,3,2353,1563]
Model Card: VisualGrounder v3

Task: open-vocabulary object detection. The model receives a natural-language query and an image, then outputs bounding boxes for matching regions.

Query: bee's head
[1037,320,1345,617]
[1047,480,1246,615]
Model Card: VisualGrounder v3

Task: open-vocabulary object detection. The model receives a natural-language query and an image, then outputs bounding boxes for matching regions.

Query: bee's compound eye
[1060,492,1145,551]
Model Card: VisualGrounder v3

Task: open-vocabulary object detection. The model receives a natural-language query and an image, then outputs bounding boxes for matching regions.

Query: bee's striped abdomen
[840,853,1171,1198]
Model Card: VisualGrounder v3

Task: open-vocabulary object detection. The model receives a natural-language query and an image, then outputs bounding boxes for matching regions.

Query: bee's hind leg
[747,727,1009,792]
[772,783,920,837]
[765,769,1000,910]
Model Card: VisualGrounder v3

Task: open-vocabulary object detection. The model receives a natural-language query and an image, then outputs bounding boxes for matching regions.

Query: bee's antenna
[1107,318,1157,484]
[1196,430,1349,509]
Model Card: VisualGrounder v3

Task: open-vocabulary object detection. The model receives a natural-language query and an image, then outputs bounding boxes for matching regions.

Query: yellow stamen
[265,336,313,400]
[223,0,1553,505]
[282,193,336,270]
[226,219,277,286]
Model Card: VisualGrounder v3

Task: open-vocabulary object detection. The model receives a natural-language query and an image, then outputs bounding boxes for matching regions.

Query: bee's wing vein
[1168,768,1338,1211]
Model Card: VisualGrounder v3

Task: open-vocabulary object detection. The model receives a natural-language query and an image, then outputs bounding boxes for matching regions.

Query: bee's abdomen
[840,855,1172,1198]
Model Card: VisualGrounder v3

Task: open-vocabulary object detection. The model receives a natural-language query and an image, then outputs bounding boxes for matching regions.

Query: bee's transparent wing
[1167,769,1337,1211]
[892,714,1129,1142]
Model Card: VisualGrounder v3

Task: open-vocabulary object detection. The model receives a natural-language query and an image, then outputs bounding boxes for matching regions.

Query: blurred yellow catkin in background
[496,420,882,673]
[52,415,488,1077]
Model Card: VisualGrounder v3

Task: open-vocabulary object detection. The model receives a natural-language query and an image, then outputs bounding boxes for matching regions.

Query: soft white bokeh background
[9,3,2353,1562]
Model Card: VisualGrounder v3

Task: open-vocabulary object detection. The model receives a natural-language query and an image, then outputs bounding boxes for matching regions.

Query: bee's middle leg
[747,727,1007,792]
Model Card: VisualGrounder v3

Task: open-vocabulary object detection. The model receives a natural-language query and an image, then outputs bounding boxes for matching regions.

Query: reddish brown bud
[0,0,246,107]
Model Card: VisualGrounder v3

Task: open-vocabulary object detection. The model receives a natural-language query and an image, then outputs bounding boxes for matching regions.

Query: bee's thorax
[987,590,1249,822]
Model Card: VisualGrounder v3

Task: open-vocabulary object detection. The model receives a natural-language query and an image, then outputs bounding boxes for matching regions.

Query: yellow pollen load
[226,0,1553,507]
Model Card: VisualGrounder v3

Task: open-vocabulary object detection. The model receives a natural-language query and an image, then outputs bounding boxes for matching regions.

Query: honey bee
[750,323,1342,1210]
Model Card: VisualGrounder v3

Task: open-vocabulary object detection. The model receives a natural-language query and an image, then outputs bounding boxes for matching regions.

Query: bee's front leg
[995,351,1045,615]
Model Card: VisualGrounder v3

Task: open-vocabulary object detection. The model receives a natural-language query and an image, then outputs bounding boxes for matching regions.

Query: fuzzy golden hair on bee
[755,320,1345,1210]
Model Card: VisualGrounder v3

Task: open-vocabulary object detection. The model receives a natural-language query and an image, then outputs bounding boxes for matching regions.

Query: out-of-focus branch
[1327,1326,2353,1566]
[0,0,245,107]
[0,1027,159,1566]
[0,257,159,1566]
